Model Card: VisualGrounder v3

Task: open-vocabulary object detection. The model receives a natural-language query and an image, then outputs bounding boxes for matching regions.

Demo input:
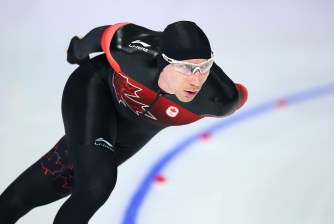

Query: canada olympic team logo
[166,106,179,117]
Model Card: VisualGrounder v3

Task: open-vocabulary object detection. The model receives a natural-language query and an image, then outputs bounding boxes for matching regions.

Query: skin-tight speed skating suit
[0,22,248,223]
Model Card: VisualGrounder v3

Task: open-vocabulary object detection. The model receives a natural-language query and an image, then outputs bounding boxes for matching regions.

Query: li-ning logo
[94,138,114,151]
[166,106,179,117]
[129,40,151,52]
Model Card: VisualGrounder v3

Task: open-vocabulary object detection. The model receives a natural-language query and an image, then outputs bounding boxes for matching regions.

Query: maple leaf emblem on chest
[112,71,156,120]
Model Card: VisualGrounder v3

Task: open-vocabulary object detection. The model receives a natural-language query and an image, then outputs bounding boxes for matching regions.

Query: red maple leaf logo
[113,72,156,120]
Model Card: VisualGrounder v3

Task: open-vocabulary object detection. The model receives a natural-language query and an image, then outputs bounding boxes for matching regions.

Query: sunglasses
[161,52,215,75]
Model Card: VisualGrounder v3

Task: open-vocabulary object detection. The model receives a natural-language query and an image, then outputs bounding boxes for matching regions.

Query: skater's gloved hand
[67,36,90,65]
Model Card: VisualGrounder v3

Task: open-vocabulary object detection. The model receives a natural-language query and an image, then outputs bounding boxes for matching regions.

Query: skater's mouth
[184,90,198,97]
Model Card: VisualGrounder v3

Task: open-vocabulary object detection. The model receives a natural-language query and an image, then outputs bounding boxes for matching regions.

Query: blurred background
[0,0,334,223]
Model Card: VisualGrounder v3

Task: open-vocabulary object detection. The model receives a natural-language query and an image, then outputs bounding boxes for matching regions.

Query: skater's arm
[234,83,248,111]
[67,25,109,65]
[209,63,248,116]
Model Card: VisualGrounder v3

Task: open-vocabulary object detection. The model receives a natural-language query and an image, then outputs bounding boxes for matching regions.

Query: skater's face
[158,58,211,102]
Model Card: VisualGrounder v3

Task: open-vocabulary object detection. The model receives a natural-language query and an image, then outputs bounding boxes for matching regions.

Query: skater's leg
[53,145,117,224]
[0,136,72,224]
[54,61,119,223]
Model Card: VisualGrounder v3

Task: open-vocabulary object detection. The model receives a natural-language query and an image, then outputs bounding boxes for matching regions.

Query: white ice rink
[1,0,334,223]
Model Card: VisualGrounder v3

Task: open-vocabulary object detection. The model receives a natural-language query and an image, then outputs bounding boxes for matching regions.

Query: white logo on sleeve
[130,40,151,47]
[129,40,151,52]
[94,138,114,151]
[166,106,179,117]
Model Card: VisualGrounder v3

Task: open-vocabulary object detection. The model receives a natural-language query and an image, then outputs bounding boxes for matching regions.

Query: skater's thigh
[39,136,74,196]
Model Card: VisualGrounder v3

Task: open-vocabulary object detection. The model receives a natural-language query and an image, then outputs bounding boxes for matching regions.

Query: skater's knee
[0,188,25,211]
[67,144,118,206]
[75,177,115,206]
[0,189,30,223]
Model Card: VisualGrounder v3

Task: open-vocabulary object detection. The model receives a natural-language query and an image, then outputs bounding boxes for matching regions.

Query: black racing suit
[0,23,247,223]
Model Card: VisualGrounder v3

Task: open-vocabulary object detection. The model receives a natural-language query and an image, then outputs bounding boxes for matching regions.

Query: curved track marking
[122,82,334,224]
